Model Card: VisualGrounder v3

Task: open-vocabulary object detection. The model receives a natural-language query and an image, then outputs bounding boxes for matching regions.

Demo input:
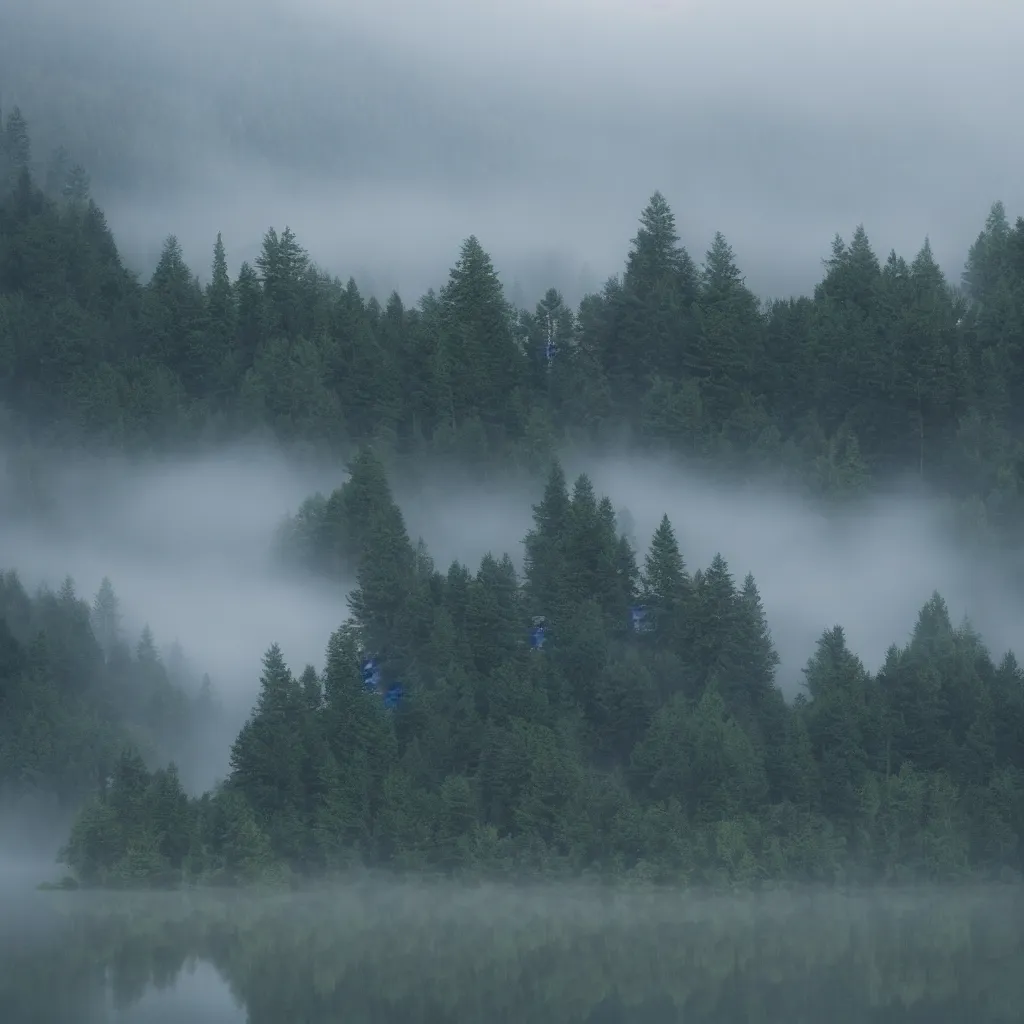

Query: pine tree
[522,460,572,619]
[342,448,418,661]
[694,232,763,420]
[207,234,236,335]
[878,594,957,775]
[143,235,207,391]
[146,762,191,869]
[561,475,621,618]
[963,201,1011,303]
[228,644,308,860]
[319,623,396,851]
[732,572,780,713]
[686,679,768,823]
[256,226,310,338]
[234,261,267,369]
[62,164,90,204]
[702,232,745,301]
[439,236,523,432]
[464,554,522,678]
[91,578,122,659]
[616,192,699,398]
[624,191,695,301]
[198,232,238,399]
[640,515,690,652]
[820,224,881,312]
[106,748,152,829]
[802,626,873,822]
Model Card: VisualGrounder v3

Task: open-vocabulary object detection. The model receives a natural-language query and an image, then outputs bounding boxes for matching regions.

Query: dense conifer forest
[3,105,1024,888]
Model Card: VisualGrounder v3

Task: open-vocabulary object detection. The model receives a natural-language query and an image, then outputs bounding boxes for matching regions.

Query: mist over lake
[3,882,1023,1023]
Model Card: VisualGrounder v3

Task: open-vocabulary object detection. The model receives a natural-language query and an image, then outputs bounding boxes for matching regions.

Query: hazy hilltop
[3,26,1024,892]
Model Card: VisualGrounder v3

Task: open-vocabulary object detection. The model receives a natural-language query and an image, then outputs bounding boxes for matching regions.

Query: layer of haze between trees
[4,438,1024,812]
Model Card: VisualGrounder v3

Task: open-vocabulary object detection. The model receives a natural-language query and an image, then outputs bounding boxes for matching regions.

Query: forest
[2,103,1024,887]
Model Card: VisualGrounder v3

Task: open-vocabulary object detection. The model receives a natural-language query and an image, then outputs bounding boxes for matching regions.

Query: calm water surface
[2,881,1023,1023]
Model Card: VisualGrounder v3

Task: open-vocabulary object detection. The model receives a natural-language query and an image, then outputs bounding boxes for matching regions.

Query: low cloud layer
[413,452,1024,683]
[3,444,1016,719]
[582,456,1024,680]
[2,0,1022,306]
[1,444,345,694]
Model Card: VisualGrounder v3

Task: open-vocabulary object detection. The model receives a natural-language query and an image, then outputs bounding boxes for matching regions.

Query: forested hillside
[61,451,1024,887]
[3,105,1024,538]
[0,573,221,812]
[3,105,1024,887]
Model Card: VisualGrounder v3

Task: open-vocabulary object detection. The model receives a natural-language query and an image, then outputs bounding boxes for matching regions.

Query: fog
[3,0,1023,307]
[582,455,1024,682]
[410,451,1024,681]
[1,443,346,683]
[1,880,1021,1023]
[3,442,1023,718]
[4,0,1024,996]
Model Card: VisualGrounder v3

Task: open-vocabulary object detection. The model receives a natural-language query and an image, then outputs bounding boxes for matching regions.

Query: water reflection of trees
[4,885,1024,1023]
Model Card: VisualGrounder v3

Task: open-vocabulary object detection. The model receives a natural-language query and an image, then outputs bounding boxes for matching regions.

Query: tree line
[3,104,1024,540]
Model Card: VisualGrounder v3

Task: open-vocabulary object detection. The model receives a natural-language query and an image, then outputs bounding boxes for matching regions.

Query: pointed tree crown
[625,191,695,297]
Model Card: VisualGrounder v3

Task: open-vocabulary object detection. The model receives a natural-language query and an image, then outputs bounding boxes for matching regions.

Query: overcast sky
[2,0,1022,307]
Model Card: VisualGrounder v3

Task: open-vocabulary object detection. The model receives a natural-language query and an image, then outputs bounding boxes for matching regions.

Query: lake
[2,881,1023,1022]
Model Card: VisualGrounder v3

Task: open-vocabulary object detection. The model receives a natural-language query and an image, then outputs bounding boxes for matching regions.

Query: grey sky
[2,0,1022,305]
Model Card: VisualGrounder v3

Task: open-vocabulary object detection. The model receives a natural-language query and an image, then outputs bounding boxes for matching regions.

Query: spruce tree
[228,644,308,859]
[640,514,690,654]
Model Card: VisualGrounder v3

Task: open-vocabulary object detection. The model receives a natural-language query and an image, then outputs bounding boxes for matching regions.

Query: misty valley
[4,101,1024,1022]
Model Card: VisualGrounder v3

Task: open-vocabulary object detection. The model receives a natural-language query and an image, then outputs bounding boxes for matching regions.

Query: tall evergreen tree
[228,644,308,860]
[640,515,690,658]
